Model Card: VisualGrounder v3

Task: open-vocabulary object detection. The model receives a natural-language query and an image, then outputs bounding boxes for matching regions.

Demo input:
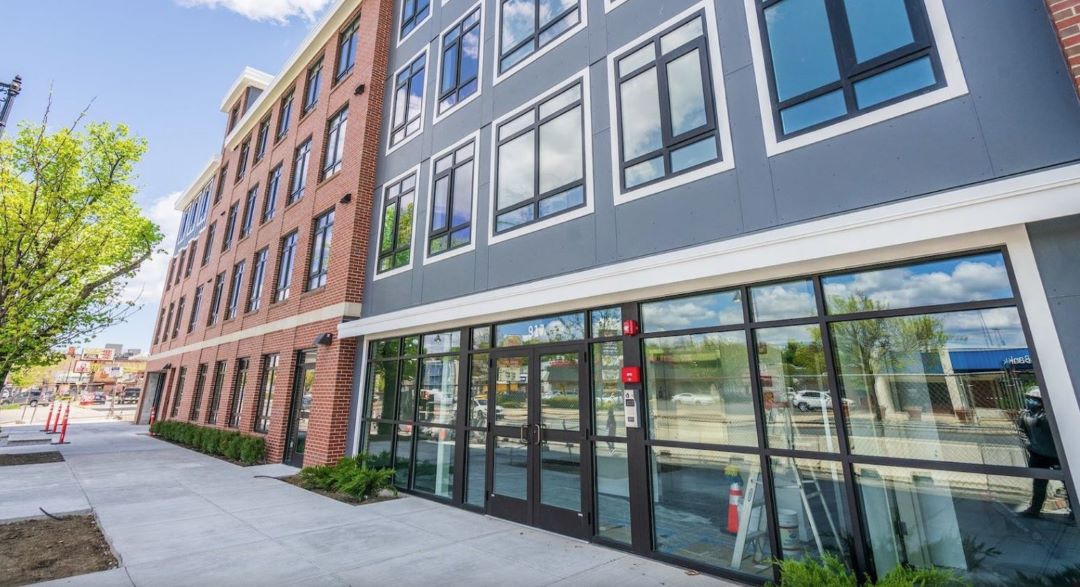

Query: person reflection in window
[1017,387,1066,517]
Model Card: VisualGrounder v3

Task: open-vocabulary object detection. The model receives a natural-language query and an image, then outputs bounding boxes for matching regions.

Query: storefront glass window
[541,441,581,512]
[466,430,487,507]
[366,421,394,468]
[495,313,586,346]
[755,325,838,452]
[750,279,817,322]
[414,427,455,499]
[641,290,743,333]
[397,358,418,421]
[591,307,623,337]
[395,424,413,486]
[769,457,852,565]
[593,342,626,438]
[367,360,398,421]
[422,331,461,354]
[644,332,756,447]
[596,442,631,544]
[419,356,458,426]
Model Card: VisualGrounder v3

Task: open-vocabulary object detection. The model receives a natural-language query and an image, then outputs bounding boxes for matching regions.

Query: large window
[389,52,426,149]
[437,6,481,117]
[201,222,216,266]
[497,0,582,76]
[303,58,323,114]
[399,0,430,39]
[757,0,942,137]
[171,297,185,339]
[263,164,281,223]
[169,367,186,418]
[189,363,207,422]
[254,354,278,433]
[228,357,249,429]
[236,139,250,182]
[322,107,348,179]
[240,184,258,239]
[247,248,268,313]
[612,10,722,194]
[275,232,298,303]
[307,210,334,291]
[336,18,360,81]
[207,272,225,327]
[254,116,270,163]
[427,138,475,258]
[187,285,203,334]
[289,139,312,205]
[277,90,294,139]
[225,261,245,320]
[221,203,238,252]
[493,78,587,235]
[206,360,226,425]
[377,172,416,274]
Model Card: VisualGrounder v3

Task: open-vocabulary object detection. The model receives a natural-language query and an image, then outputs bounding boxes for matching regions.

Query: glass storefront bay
[359,250,1077,584]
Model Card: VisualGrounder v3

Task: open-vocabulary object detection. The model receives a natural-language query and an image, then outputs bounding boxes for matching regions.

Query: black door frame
[484,343,593,538]
[284,349,317,467]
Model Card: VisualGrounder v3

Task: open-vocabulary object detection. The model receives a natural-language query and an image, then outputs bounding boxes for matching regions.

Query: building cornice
[219,67,274,113]
[174,155,222,212]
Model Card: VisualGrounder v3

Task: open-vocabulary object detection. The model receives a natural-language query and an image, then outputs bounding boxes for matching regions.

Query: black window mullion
[823,0,859,116]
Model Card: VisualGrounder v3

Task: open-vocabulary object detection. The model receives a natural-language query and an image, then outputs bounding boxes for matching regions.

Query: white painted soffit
[339,163,1080,339]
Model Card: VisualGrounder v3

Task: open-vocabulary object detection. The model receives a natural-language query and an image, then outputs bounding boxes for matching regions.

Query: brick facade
[1049,0,1080,96]
[143,0,392,467]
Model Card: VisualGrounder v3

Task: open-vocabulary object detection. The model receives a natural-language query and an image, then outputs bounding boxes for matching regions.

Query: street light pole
[0,75,23,139]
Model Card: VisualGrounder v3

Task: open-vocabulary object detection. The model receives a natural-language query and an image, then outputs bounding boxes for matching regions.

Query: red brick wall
[146,0,393,467]
[1049,0,1080,96]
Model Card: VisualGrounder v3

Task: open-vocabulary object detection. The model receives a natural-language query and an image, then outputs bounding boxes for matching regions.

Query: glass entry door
[285,350,317,467]
[487,345,590,538]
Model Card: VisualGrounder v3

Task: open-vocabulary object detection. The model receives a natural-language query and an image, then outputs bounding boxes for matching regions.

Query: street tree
[0,109,162,386]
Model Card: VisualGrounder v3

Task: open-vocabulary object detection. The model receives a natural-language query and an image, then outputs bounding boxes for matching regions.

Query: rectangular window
[247,247,268,312]
[189,363,207,422]
[438,6,482,115]
[400,0,430,39]
[263,164,282,223]
[255,354,278,433]
[494,80,586,234]
[206,360,227,425]
[227,357,249,428]
[613,11,721,193]
[254,117,270,162]
[289,139,312,204]
[303,59,323,114]
[174,251,185,285]
[389,52,426,149]
[154,308,166,345]
[166,258,176,290]
[428,139,475,257]
[225,260,245,320]
[757,0,942,137]
[214,165,228,204]
[201,222,216,266]
[240,184,258,239]
[221,203,238,252]
[184,241,197,276]
[187,285,203,333]
[307,210,334,291]
[236,139,250,181]
[497,0,581,75]
[170,367,186,418]
[172,297,185,339]
[322,107,348,179]
[494,313,585,346]
[207,272,225,326]
[277,90,294,139]
[275,232,298,302]
[377,172,416,274]
[336,18,360,81]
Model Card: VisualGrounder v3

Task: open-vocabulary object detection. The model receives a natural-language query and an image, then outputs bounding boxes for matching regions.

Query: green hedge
[297,453,396,502]
[150,420,265,466]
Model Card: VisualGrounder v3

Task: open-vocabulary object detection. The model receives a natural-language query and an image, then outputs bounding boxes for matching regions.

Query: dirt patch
[0,452,65,467]
[281,475,400,506]
[0,515,118,586]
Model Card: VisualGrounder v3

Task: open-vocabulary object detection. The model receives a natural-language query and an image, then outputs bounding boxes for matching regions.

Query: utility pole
[0,75,23,139]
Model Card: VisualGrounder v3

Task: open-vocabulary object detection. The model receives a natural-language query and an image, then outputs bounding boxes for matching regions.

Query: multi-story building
[335,0,1080,584]
[142,0,393,467]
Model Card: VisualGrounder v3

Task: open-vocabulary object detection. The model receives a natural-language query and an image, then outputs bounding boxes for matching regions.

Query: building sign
[73,361,91,373]
[81,348,116,361]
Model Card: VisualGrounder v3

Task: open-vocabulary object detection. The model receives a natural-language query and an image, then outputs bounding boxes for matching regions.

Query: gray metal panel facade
[1028,215,1080,409]
[364,0,1080,317]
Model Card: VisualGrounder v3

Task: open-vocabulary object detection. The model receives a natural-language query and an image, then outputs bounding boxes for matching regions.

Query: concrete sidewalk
[0,422,736,586]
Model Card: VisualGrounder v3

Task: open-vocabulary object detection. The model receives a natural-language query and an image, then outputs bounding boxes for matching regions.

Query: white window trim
[745,0,968,157]
[397,0,433,48]
[607,1,735,206]
[423,130,483,266]
[373,163,424,281]
[487,67,595,246]
[432,1,486,126]
[385,46,431,156]
[604,0,629,12]
[491,0,588,87]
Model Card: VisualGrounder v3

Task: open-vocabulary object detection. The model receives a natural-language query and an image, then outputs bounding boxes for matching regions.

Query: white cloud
[176,0,334,23]
[122,191,182,306]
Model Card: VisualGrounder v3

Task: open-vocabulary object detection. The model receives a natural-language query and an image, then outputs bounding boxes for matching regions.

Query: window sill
[332,68,354,89]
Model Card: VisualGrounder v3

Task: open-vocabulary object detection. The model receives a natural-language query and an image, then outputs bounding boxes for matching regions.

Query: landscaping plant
[770,553,968,587]
[296,454,396,502]
[150,420,265,465]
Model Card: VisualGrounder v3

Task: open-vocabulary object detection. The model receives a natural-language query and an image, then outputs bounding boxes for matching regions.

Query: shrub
[875,565,966,587]
[771,553,967,587]
[151,420,265,466]
[295,453,396,502]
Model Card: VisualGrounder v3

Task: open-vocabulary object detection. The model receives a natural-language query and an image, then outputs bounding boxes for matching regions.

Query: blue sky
[3,0,335,354]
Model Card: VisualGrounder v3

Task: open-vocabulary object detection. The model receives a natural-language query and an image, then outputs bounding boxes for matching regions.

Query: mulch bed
[0,515,118,587]
[281,475,400,506]
[0,452,65,467]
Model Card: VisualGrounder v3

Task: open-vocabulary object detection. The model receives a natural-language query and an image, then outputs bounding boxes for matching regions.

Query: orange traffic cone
[726,481,743,534]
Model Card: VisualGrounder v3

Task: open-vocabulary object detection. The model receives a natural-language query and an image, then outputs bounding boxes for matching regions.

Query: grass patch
[0,515,117,586]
